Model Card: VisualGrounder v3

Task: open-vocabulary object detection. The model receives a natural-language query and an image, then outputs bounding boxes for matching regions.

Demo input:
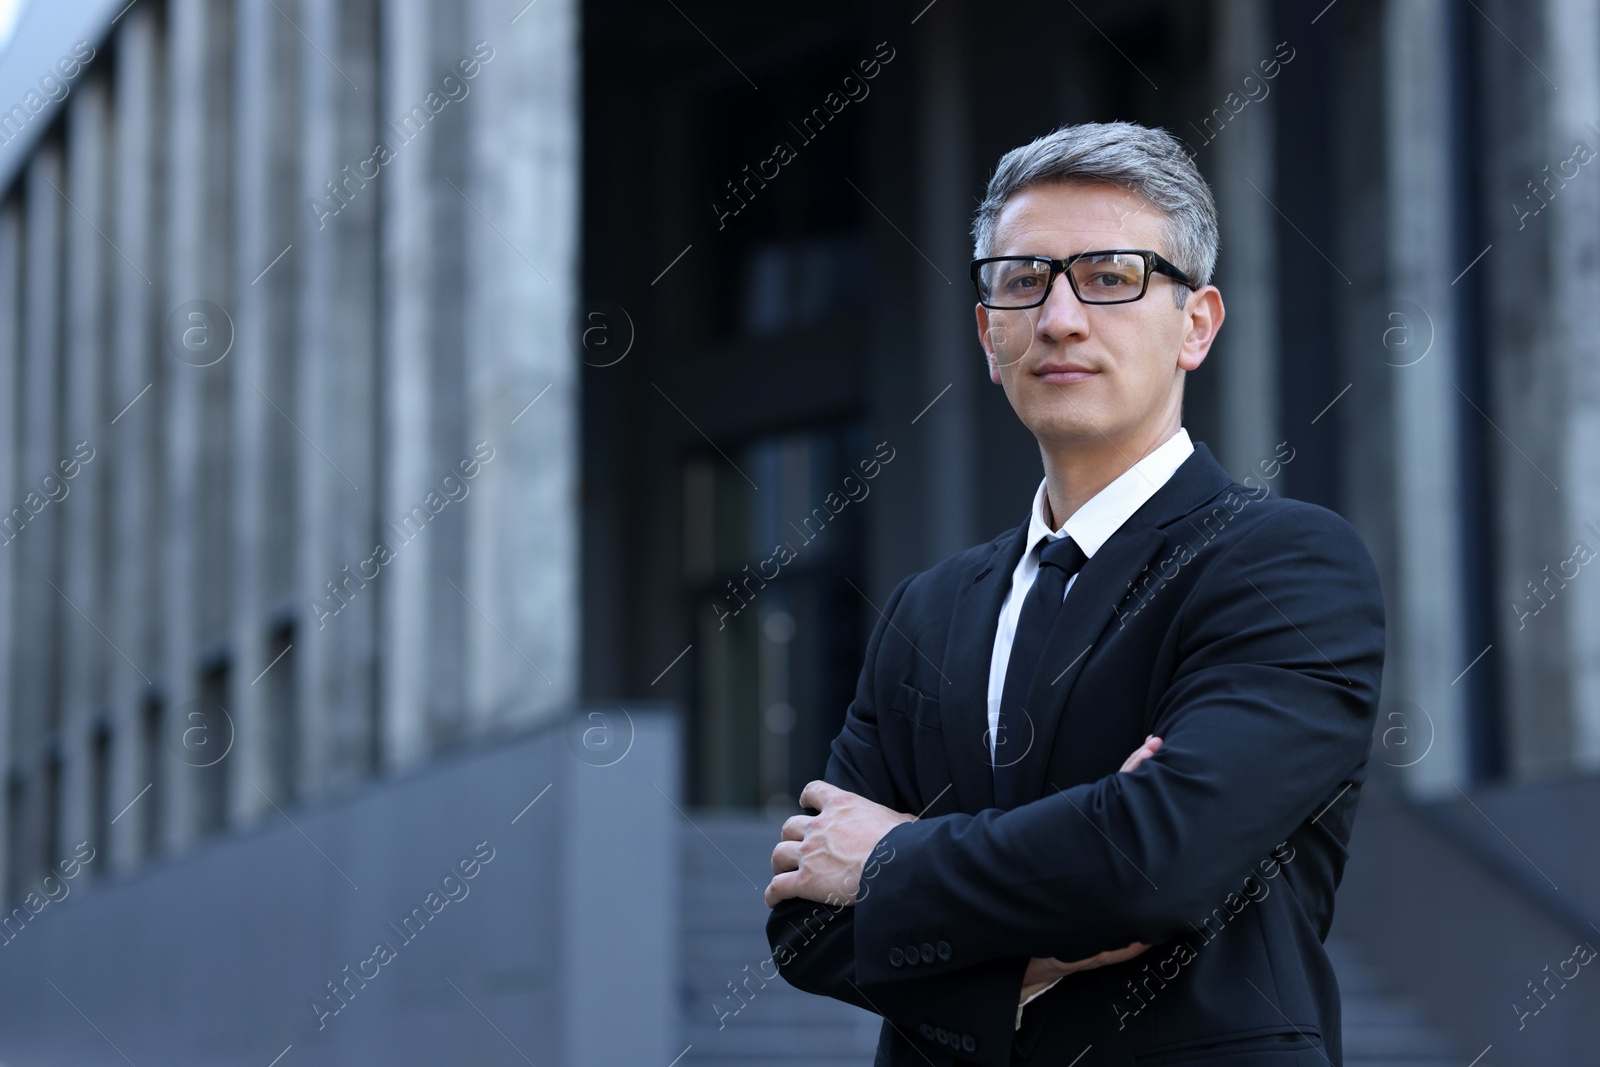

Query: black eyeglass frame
[969,249,1200,308]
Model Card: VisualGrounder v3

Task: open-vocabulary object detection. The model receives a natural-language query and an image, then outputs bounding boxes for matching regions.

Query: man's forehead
[991,181,1164,252]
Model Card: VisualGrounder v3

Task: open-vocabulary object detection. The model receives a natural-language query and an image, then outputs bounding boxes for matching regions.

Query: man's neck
[1039,423,1179,530]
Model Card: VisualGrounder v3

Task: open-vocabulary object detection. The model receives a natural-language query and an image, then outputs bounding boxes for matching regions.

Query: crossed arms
[762,505,1385,1065]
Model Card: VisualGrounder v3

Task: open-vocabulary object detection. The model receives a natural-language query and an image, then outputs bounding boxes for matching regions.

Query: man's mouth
[1034,362,1098,383]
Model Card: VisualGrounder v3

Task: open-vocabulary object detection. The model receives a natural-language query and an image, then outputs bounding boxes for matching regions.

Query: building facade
[0,0,1598,1062]
[0,0,578,903]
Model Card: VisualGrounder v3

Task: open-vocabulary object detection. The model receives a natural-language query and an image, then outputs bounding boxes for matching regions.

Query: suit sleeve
[852,504,1386,978]
[766,572,1032,1067]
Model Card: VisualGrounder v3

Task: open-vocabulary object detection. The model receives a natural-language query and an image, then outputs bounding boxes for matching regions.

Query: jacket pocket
[889,681,943,731]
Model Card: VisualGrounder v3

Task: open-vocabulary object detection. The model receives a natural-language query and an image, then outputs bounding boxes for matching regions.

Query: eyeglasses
[970,250,1199,308]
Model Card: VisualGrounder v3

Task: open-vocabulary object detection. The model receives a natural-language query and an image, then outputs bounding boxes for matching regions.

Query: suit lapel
[936,522,1029,814]
[1011,525,1169,804]
[1004,443,1237,806]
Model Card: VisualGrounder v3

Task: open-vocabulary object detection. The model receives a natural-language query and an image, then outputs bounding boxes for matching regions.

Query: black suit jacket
[765,442,1386,1066]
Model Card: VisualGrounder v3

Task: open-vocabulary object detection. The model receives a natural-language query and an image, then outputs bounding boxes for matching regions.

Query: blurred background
[0,0,1596,1063]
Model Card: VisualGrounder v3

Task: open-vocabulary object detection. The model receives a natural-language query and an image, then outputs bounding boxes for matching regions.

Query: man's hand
[1021,734,1164,998]
[765,780,917,909]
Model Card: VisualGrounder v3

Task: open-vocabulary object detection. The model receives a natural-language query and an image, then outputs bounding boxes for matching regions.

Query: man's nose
[1036,273,1090,340]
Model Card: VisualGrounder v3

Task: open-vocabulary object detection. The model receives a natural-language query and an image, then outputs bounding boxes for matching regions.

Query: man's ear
[1178,286,1225,372]
[976,303,1001,383]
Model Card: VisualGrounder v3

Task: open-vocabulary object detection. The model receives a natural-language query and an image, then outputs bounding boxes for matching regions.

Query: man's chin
[1021,413,1113,447]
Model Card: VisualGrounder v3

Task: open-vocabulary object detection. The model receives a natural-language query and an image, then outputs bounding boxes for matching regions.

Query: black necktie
[994,534,1088,808]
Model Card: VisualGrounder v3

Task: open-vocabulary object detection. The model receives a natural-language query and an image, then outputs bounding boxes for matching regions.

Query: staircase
[1326,936,1464,1065]
[676,812,1463,1067]
[677,810,882,1067]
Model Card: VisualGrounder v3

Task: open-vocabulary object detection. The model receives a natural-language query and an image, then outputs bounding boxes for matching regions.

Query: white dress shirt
[989,427,1194,1028]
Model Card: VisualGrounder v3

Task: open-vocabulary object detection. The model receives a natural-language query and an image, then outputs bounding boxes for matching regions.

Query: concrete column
[1546,0,1600,769]
[296,0,380,794]
[194,1,236,834]
[16,146,64,884]
[378,0,435,772]
[163,0,232,849]
[1383,0,1469,796]
[229,0,296,822]
[1207,0,1280,480]
[915,5,977,561]
[0,202,21,900]
[558,708,680,1066]
[1483,3,1567,781]
[107,3,162,872]
[229,0,268,824]
[460,0,579,729]
[255,3,303,798]
[1330,0,1399,745]
[426,0,470,744]
[59,74,112,864]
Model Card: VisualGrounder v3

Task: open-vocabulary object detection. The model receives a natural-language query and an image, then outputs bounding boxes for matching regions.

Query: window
[684,421,872,810]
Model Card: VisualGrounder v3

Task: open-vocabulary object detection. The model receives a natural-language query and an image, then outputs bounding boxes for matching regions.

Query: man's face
[975,180,1222,454]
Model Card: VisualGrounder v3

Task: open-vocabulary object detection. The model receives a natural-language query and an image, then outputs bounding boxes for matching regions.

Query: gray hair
[971,121,1219,307]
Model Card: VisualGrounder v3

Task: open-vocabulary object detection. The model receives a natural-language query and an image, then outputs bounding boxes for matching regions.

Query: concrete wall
[0,705,680,1067]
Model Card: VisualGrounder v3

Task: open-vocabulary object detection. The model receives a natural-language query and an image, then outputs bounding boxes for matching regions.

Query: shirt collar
[1024,426,1194,559]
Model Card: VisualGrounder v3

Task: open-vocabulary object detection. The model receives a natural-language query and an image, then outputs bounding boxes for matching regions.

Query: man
[763,121,1385,1066]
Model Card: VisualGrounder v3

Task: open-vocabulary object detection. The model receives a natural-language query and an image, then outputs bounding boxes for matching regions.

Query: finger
[1055,939,1150,974]
[771,840,801,875]
[1099,941,1151,965]
[1118,742,1152,773]
[798,779,841,812]
[764,870,802,909]
[780,813,813,841]
[1119,736,1164,773]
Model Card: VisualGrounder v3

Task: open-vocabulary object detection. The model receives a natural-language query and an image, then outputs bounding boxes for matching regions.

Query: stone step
[679,813,880,1067]
[1326,936,1463,1065]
